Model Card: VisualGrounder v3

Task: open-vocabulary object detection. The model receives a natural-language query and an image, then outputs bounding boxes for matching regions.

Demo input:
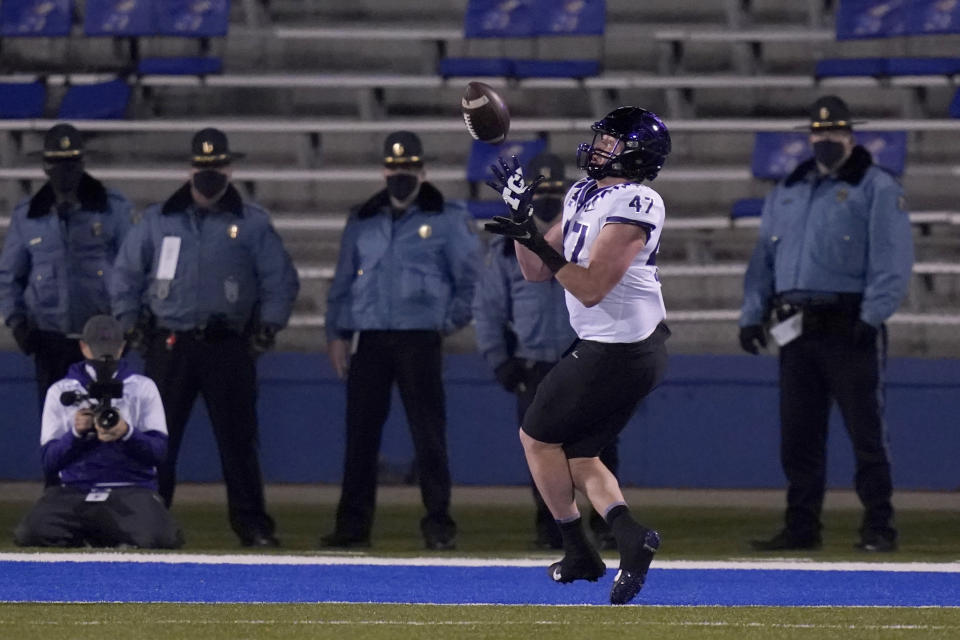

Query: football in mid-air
[461,81,510,144]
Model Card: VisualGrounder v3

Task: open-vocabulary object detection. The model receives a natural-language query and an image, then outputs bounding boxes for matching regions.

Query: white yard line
[2,552,960,573]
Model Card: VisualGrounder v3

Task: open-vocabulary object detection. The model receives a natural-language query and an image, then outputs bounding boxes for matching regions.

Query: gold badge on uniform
[91,221,103,237]
[836,189,848,203]
[29,237,42,246]
[418,224,432,239]
[228,224,238,239]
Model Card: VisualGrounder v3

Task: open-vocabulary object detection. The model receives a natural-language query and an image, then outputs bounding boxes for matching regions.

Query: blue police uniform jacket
[325,183,480,340]
[110,184,299,332]
[0,175,134,334]
[740,146,914,327]
[473,236,576,369]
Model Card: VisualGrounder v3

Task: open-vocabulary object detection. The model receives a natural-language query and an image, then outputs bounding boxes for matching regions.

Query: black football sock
[606,505,648,572]
[558,517,592,557]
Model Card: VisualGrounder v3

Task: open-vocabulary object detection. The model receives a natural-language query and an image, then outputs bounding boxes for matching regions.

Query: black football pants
[333,330,455,542]
[516,360,618,543]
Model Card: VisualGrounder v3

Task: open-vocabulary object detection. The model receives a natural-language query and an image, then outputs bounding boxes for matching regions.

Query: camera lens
[95,407,120,429]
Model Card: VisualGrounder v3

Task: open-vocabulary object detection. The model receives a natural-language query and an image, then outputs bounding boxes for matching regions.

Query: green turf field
[1,603,959,640]
[4,498,957,560]
[1,494,958,639]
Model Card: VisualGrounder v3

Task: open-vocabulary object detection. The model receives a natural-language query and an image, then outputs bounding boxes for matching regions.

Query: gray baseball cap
[81,315,125,359]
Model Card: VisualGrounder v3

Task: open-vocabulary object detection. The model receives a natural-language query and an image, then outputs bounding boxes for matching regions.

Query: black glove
[124,325,145,351]
[738,324,767,355]
[852,320,878,348]
[484,156,567,273]
[250,323,279,354]
[486,155,545,221]
[494,357,527,393]
[11,320,38,355]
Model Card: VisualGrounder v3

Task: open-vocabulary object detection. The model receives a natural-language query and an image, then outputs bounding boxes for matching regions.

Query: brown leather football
[461,81,510,144]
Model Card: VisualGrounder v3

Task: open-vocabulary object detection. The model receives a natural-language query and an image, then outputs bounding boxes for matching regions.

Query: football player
[485,107,671,605]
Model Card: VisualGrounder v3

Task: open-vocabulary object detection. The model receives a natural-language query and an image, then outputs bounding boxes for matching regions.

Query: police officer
[111,128,299,547]
[322,131,480,550]
[0,123,134,413]
[739,96,914,552]
[473,152,618,551]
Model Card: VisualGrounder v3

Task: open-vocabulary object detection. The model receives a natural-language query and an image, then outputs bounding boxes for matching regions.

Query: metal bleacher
[0,0,959,356]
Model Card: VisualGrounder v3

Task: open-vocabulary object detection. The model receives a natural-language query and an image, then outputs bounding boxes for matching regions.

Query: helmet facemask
[576,132,626,180]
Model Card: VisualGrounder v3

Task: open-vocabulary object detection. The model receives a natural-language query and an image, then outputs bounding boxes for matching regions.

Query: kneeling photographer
[13,315,183,548]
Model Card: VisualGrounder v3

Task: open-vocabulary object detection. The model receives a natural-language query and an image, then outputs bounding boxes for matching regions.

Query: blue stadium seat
[835,0,908,40]
[438,57,514,77]
[0,82,46,118]
[57,78,131,119]
[857,131,907,176]
[733,130,907,218]
[466,138,548,183]
[439,0,606,79]
[462,0,536,38]
[439,0,534,77]
[951,88,960,118]
[815,58,889,78]
[157,0,229,37]
[83,0,156,37]
[750,132,810,180]
[137,56,223,75]
[912,0,960,34]
[0,0,73,37]
[886,57,960,75]
[751,131,906,180]
[512,59,600,78]
[536,0,605,36]
[731,198,764,219]
[513,0,605,78]
[816,57,960,78]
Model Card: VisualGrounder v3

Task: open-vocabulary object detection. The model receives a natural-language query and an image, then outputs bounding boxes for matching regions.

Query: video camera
[60,357,124,431]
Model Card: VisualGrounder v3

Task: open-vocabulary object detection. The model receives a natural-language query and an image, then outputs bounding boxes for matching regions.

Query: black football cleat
[319,532,371,549]
[609,528,660,605]
[548,549,606,583]
[750,529,822,551]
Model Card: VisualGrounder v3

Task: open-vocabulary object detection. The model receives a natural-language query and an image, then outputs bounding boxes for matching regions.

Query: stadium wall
[0,351,956,490]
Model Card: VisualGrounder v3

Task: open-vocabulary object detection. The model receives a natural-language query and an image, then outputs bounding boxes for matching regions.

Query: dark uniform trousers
[33,331,83,413]
[778,308,894,540]
[516,360,618,543]
[144,330,275,543]
[335,330,456,541]
[14,486,183,549]
[33,331,84,488]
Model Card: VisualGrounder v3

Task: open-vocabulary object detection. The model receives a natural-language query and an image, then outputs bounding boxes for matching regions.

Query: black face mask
[532,197,563,222]
[192,170,229,200]
[46,160,84,195]
[386,174,420,203]
[813,140,847,172]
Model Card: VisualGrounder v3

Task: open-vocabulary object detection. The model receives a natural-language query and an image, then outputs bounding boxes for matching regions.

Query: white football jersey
[560,178,666,342]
